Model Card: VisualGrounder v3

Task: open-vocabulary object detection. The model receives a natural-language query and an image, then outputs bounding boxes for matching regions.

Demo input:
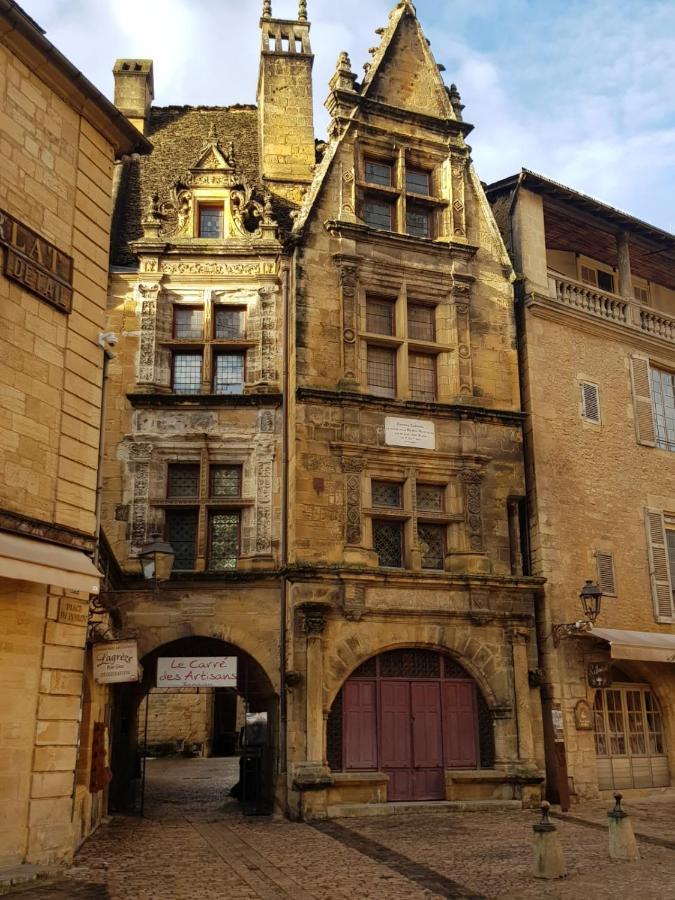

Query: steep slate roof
[111,105,261,267]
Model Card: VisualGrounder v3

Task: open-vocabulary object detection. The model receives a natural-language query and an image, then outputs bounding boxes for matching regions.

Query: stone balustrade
[547,274,675,345]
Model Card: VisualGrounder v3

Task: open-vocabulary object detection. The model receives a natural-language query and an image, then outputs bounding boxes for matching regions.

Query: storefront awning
[588,627,675,663]
[0,531,101,595]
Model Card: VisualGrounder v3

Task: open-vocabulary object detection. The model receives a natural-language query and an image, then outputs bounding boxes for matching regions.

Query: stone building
[104,0,545,817]
[0,0,148,868]
[487,170,675,800]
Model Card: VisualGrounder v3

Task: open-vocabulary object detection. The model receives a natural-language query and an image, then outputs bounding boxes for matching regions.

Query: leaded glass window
[214,353,245,395]
[408,303,435,341]
[172,352,202,394]
[406,205,431,239]
[367,346,396,397]
[409,352,436,401]
[366,297,395,336]
[173,307,203,340]
[419,523,445,570]
[365,199,393,231]
[405,168,430,196]
[373,519,403,567]
[417,484,444,512]
[165,508,198,570]
[210,465,242,498]
[214,307,246,340]
[199,205,223,238]
[651,367,675,452]
[167,464,200,499]
[208,511,240,570]
[372,481,402,508]
[365,159,392,187]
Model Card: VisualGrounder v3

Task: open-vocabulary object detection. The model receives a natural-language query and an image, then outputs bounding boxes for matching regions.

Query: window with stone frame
[417,484,447,570]
[361,150,439,239]
[362,291,445,402]
[198,204,224,239]
[651,367,675,452]
[161,461,246,572]
[168,302,250,396]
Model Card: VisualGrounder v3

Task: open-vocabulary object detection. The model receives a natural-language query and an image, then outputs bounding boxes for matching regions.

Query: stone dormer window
[198,204,224,239]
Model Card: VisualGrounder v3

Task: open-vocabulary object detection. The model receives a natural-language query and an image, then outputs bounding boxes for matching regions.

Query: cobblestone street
[6,760,675,900]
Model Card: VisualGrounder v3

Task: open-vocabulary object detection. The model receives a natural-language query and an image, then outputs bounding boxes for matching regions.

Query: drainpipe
[93,334,117,567]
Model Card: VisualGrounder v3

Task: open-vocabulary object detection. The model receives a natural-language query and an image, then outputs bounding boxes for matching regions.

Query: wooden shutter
[645,509,674,622]
[630,355,656,446]
[581,382,601,423]
[596,551,616,595]
[343,681,377,770]
[442,681,478,767]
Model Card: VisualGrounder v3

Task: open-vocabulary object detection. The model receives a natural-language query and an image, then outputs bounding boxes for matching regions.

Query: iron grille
[367,346,396,397]
[326,689,343,771]
[407,303,435,341]
[214,307,245,340]
[352,657,377,678]
[213,353,245,395]
[379,648,440,678]
[406,205,431,239]
[443,656,469,679]
[172,352,202,394]
[364,199,393,231]
[409,353,436,401]
[419,523,445,570]
[167,464,200,499]
[208,512,240,571]
[165,509,198,570]
[417,484,444,512]
[366,297,395,335]
[210,465,242,498]
[372,480,402,508]
[373,519,403,567]
[173,307,203,339]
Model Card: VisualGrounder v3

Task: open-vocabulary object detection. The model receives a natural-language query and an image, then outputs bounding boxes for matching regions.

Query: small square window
[417,484,444,512]
[167,464,200,499]
[199,206,223,239]
[406,205,431,239]
[173,307,203,340]
[365,159,393,187]
[408,303,435,342]
[406,168,430,196]
[208,511,240,571]
[373,519,403,567]
[365,198,393,231]
[372,481,403,508]
[419,523,445,570]
[214,307,246,340]
[214,353,245,395]
[210,465,242,498]
[367,345,396,397]
[165,508,198,571]
[409,352,436,401]
[366,297,395,336]
[597,270,615,293]
[172,352,203,394]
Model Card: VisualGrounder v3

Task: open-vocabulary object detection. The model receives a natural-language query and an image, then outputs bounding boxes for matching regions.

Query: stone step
[0,864,53,891]
[327,799,523,818]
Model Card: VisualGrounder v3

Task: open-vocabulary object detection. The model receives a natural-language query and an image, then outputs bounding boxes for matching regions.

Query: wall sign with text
[156,656,238,688]
[93,640,140,684]
[0,209,73,313]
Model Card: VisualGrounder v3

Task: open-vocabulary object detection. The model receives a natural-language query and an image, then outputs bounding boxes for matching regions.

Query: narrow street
[7,760,675,900]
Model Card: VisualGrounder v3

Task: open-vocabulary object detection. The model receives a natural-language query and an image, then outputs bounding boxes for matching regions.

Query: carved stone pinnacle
[262,0,272,17]
[298,0,307,20]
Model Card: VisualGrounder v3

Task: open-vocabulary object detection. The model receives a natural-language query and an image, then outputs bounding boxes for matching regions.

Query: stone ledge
[326,799,523,818]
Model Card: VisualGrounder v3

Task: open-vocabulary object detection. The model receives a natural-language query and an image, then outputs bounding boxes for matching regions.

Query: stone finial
[328,51,358,95]
[227,141,236,167]
[208,121,218,143]
[262,0,272,17]
[337,51,352,73]
[448,83,465,121]
[298,0,307,20]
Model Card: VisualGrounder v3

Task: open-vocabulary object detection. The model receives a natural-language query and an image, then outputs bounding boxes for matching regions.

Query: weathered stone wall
[139,689,214,750]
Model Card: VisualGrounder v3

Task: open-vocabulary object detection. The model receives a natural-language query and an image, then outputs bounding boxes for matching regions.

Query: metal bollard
[607,793,640,861]
[533,801,567,879]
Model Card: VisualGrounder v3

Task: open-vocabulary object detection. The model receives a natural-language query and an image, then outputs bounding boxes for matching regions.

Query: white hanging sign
[156,656,238,688]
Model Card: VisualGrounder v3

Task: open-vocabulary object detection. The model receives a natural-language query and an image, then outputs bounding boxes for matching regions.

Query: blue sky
[19,0,675,231]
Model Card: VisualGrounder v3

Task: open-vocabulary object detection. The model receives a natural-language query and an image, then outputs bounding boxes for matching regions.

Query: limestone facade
[488,171,675,801]
[103,1,545,819]
[0,2,148,868]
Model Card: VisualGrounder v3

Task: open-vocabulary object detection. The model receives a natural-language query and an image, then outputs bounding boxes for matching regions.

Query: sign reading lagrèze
[93,640,140,684]
[0,208,73,313]
[157,657,238,688]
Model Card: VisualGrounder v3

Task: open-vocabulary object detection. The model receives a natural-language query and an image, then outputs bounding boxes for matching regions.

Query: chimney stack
[113,59,154,136]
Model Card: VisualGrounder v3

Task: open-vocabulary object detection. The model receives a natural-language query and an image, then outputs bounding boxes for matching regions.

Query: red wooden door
[411,682,445,799]
[343,681,377,770]
[442,681,478,767]
[379,681,412,801]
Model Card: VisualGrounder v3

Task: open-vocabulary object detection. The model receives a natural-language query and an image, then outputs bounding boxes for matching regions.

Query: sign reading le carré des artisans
[0,208,73,313]
[157,657,238,688]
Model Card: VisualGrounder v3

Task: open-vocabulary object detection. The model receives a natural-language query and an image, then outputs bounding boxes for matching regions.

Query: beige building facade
[103,1,546,819]
[488,170,675,801]
[0,0,148,868]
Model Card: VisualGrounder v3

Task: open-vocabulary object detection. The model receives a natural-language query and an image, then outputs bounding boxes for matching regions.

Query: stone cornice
[127,392,283,409]
[0,508,96,552]
[296,388,525,427]
[323,219,478,260]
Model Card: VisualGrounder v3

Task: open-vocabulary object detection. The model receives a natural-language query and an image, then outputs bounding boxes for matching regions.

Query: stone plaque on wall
[58,597,89,628]
[385,417,435,450]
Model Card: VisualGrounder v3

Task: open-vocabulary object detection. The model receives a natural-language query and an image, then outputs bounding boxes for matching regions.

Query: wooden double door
[343,670,479,802]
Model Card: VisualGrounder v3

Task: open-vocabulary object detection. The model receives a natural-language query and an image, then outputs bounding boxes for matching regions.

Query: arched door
[327,649,493,802]
[593,684,669,790]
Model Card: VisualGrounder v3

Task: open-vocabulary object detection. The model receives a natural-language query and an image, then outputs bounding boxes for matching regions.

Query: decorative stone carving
[342,456,365,546]
[335,256,359,387]
[255,459,273,554]
[129,442,154,460]
[452,287,473,395]
[161,261,276,276]
[461,468,484,552]
[137,283,161,385]
[114,504,130,522]
[258,287,278,385]
[130,462,150,552]
[450,155,467,237]
[301,605,328,636]
[258,410,275,433]
[342,583,366,622]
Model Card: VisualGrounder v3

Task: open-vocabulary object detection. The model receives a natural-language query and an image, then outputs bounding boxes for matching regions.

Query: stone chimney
[257,2,315,199]
[113,59,154,135]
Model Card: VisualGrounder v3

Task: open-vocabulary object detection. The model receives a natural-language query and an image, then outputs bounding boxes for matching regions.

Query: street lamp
[552,580,604,646]
[139,534,175,583]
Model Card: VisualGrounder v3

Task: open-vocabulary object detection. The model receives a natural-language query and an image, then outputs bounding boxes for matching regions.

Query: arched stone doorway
[109,636,277,815]
[326,647,495,802]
